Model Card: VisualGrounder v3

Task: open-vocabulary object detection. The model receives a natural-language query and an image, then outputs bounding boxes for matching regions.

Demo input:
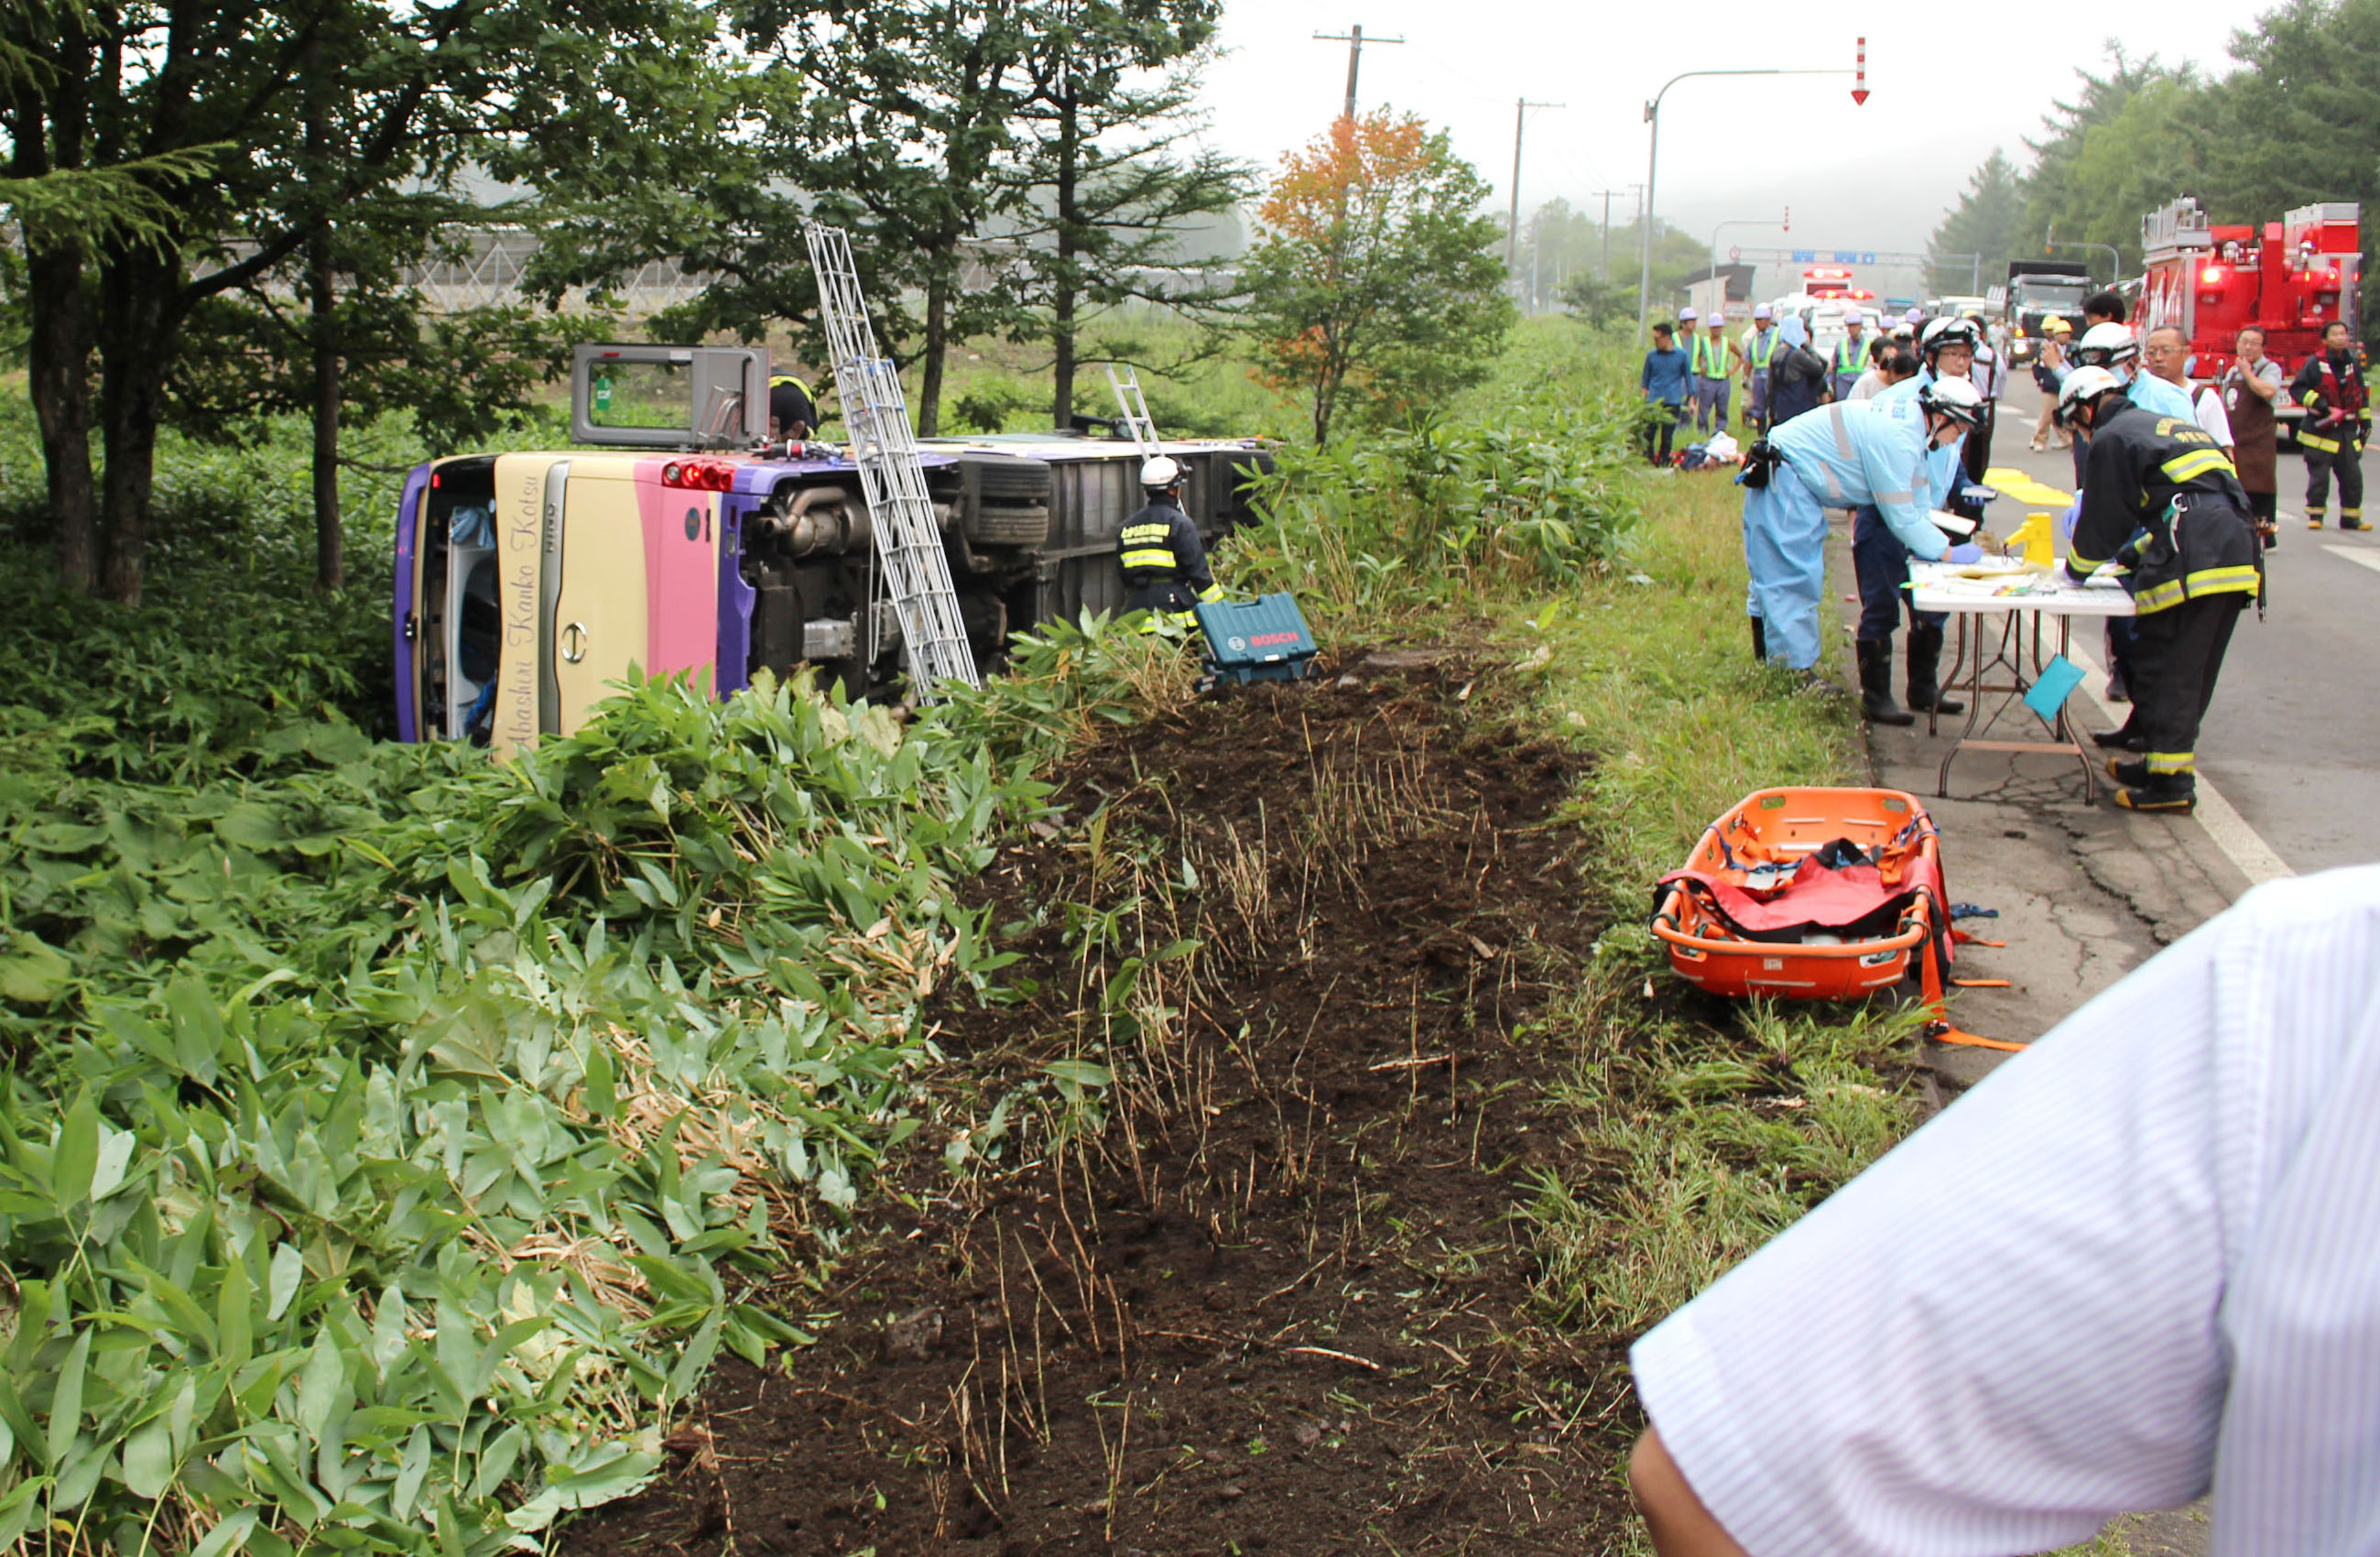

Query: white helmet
[1918,373,1986,428]
[1679,305,1700,322]
[2056,365,2125,424]
[1139,455,1183,490]
[2072,321,2140,370]
[1919,316,1982,358]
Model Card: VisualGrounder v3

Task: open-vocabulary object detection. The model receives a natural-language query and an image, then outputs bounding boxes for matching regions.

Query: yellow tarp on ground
[1985,467,2075,507]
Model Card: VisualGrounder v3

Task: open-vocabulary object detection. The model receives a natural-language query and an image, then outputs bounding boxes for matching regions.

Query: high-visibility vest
[1832,338,1865,376]
[1746,328,1777,369]
[1691,334,1726,376]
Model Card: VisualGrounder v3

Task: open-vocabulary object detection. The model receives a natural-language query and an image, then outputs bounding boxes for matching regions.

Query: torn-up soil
[564,652,1639,1555]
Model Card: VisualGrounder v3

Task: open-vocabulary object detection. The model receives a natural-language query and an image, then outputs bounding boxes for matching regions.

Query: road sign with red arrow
[1852,37,1870,104]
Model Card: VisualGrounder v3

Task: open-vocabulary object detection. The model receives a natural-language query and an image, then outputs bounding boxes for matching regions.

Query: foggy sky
[1193,0,2251,261]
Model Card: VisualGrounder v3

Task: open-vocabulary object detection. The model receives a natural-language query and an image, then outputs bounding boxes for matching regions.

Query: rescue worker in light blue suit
[1741,387,1985,682]
[1854,376,1993,723]
[2072,321,2198,421]
[1875,317,1982,512]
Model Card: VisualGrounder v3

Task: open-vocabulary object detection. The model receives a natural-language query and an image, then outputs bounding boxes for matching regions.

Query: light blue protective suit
[1743,402,1949,669]
[1873,365,1968,501]
[2121,369,2198,421]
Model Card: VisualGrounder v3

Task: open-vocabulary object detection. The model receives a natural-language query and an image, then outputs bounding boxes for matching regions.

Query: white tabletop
[1907,558,2135,618]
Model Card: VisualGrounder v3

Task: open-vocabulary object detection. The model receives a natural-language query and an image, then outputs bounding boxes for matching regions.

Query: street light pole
[2044,225,2124,287]
[1638,67,1852,344]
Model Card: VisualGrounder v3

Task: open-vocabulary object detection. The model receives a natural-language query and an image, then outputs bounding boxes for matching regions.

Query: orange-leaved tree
[1240,111,1512,444]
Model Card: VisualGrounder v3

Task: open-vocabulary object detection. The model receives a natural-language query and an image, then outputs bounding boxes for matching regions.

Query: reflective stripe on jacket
[2064,402,2260,614]
[1115,499,1215,595]
[2288,354,2371,452]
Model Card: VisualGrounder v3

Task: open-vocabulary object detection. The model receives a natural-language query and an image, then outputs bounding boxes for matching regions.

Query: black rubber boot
[1857,637,1915,725]
[2113,773,2196,812]
[1904,623,1964,715]
[2092,725,2146,751]
[1750,614,1767,663]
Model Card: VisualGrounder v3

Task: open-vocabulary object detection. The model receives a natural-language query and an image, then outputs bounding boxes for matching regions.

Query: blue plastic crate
[1194,593,1319,684]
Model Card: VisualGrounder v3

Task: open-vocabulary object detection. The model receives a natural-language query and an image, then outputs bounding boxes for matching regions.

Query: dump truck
[393,343,1274,756]
[2003,259,2093,366]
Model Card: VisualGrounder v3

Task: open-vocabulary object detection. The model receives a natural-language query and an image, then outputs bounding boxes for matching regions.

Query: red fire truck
[2138,196,2361,387]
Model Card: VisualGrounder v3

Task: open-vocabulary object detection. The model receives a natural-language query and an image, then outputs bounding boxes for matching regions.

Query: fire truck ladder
[802,222,981,697]
[1105,362,1161,458]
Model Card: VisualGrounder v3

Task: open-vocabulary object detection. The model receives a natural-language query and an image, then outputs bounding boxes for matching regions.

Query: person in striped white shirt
[1627,865,2380,1557]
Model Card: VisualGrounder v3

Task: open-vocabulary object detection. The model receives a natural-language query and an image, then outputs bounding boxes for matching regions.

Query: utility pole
[1591,190,1630,279]
[1313,24,1404,122]
[1506,98,1565,283]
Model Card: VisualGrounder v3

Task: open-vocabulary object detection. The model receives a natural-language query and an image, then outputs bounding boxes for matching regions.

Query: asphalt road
[1986,378,2380,876]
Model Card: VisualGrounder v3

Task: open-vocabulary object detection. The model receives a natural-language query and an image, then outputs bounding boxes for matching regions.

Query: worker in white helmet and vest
[1115,455,1222,630]
[1741,305,1779,433]
[1830,310,1871,402]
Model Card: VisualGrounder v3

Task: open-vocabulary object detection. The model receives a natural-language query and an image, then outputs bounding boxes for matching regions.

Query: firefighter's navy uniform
[2064,401,2262,807]
[2288,349,2370,530]
[768,375,820,438]
[1115,492,1220,629]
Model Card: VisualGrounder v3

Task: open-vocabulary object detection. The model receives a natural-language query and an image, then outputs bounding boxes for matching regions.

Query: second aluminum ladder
[802,221,982,697]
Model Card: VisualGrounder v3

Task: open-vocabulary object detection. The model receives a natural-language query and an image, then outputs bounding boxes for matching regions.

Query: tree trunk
[310,229,342,591]
[15,24,100,592]
[918,267,949,436]
[306,52,342,593]
[25,237,99,592]
[1050,87,1079,431]
[96,247,176,607]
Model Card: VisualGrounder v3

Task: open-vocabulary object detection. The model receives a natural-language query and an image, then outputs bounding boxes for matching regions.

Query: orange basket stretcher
[1650,787,1954,1002]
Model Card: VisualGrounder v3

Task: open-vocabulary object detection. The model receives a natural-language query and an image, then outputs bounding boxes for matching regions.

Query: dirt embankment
[564,653,1638,1555]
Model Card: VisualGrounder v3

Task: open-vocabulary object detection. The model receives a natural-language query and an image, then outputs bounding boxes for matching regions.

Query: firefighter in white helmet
[1115,455,1222,630]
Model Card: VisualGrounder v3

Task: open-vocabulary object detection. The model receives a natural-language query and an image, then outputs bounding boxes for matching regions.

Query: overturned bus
[393,343,1274,756]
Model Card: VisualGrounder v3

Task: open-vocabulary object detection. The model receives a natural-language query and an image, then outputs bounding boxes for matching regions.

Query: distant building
[1683,263,1755,318]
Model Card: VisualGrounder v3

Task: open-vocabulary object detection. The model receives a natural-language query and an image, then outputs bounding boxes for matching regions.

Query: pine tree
[1926,149,2027,297]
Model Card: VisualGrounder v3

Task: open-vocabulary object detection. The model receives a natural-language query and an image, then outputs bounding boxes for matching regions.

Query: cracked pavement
[1817,519,2255,1092]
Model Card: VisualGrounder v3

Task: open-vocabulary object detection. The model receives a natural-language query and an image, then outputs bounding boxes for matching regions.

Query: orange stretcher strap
[1928,1024,2030,1053]
[1918,923,2028,1051]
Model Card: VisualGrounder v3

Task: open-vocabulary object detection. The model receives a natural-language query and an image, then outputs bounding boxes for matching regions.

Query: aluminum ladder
[1105,362,1161,459]
[802,221,982,697]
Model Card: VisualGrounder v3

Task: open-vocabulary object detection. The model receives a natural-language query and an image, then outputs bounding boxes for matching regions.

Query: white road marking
[2064,637,2294,886]
[2322,543,2380,576]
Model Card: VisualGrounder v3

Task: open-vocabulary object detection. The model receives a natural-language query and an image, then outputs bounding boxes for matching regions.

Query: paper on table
[1929,508,1979,536]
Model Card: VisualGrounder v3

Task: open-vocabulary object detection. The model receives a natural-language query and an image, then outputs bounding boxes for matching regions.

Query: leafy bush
[1224,362,1645,617]
[949,374,1043,433]
[0,533,1161,1551]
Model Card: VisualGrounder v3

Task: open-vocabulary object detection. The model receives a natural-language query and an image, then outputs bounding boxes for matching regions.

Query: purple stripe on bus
[393,463,431,743]
[716,495,759,699]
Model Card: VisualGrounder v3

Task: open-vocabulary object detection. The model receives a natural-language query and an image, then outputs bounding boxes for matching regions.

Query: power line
[1311,24,1405,123]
